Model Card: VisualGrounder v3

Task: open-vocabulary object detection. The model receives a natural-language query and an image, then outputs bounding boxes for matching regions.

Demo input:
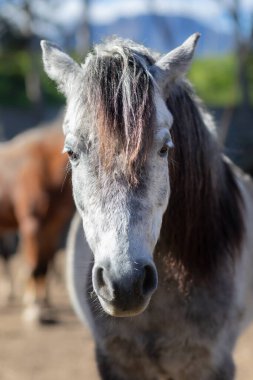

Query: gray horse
[41,35,253,380]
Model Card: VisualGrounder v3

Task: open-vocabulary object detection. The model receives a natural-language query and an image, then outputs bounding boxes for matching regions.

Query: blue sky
[1,0,252,41]
[88,0,253,36]
[90,0,231,31]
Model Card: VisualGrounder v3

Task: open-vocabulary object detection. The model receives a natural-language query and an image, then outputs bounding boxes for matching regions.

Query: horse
[0,119,74,322]
[42,35,253,379]
[0,233,18,302]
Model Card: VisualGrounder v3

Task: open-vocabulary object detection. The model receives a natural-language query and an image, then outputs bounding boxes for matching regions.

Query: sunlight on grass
[189,55,239,106]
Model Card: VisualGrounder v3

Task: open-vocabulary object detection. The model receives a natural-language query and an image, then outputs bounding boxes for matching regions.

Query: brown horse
[0,117,74,322]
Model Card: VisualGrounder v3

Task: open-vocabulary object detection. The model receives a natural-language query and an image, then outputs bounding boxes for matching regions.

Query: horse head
[41,34,199,317]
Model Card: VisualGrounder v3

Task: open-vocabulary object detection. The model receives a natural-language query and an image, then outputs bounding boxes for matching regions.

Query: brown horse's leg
[0,256,15,305]
[3,258,15,302]
[15,184,73,323]
[18,216,52,322]
[24,260,49,306]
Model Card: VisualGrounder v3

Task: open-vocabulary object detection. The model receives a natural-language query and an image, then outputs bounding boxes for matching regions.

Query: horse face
[41,34,198,317]
[63,90,173,317]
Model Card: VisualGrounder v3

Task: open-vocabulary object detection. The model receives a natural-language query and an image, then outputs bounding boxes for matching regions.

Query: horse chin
[98,296,151,318]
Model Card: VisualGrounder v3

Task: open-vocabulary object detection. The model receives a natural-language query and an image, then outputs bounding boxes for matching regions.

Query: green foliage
[0,50,64,107]
[0,51,29,106]
[40,71,65,105]
[189,55,239,106]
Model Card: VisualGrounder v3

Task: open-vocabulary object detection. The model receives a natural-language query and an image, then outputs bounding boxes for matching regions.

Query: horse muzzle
[92,260,158,317]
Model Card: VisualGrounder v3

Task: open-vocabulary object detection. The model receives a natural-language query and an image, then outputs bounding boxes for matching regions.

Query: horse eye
[159,144,169,157]
[67,149,80,162]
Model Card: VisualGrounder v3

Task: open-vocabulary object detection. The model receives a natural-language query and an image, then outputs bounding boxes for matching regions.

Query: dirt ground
[0,253,252,380]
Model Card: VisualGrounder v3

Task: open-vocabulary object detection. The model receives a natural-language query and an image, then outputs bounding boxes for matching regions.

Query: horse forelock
[82,39,156,185]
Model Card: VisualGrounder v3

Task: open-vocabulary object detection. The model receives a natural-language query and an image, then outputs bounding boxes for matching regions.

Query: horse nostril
[93,266,114,302]
[96,267,106,288]
[142,265,157,297]
[93,262,157,308]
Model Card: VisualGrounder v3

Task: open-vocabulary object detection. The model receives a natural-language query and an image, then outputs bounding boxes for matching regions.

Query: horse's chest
[103,322,210,380]
[99,281,234,380]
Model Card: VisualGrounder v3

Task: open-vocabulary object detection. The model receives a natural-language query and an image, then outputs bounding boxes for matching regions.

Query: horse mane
[158,82,245,281]
[82,38,155,185]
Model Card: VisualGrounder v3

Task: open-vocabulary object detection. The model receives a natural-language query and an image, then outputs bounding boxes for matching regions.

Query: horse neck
[156,83,244,283]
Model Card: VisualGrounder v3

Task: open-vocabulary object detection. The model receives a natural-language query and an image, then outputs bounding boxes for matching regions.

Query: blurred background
[0,0,252,171]
[0,1,252,380]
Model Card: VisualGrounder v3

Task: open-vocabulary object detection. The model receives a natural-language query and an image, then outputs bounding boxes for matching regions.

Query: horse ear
[151,33,200,91]
[41,40,82,96]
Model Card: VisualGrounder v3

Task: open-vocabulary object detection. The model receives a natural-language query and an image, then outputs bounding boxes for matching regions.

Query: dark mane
[83,39,155,185]
[158,82,244,281]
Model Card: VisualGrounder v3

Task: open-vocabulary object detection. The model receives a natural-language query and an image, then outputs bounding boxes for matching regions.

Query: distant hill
[91,14,234,55]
